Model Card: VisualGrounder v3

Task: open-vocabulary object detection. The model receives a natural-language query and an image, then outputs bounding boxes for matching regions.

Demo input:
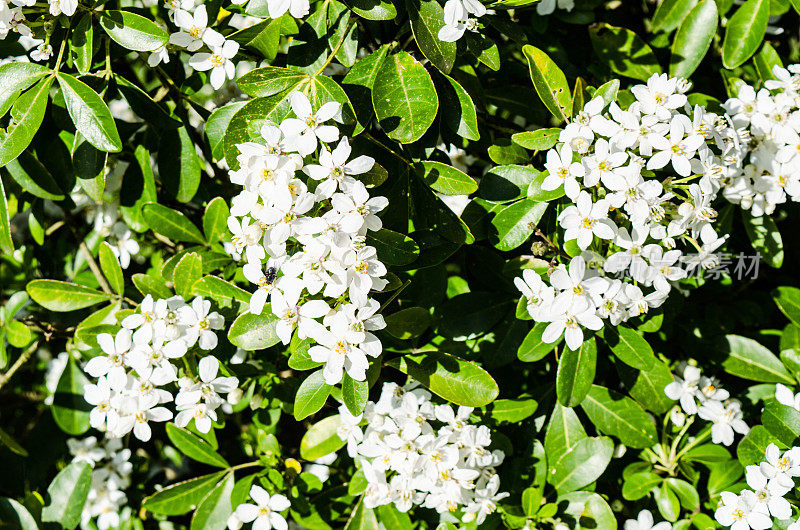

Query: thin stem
[363,132,413,167]
[313,15,356,78]
[79,241,115,295]
[0,342,39,391]
[53,25,69,73]
[230,461,261,471]
[378,280,411,313]
[673,425,712,462]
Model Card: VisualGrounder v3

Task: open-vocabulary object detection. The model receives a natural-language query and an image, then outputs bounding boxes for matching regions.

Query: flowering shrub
[5,0,800,529]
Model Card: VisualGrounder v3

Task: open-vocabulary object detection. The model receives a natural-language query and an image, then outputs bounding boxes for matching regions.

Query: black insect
[265,266,277,285]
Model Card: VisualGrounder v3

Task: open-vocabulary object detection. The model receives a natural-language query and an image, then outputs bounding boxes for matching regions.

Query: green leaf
[56,73,122,153]
[435,292,511,340]
[549,436,613,493]
[558,493,616,530]
[228,312,281,350]
[652,0,700,32]
[372,52,439,144]
[589,23,662,81]
[722,334,794,383]
[143,472,226,516]
[622,472,662,501]
[602,325,656,370]
[159,126,201,203]
[345,498,379,530]
[98,242,124,295]
[203,197,231,244]
[479,164,541,202]
[754,42,783,82]
[622,360,676,414]
[388,351,499,407]
[173,253,203,300]
[100,10,169,52]
[666,478,699,511]
[27,280,113,312]
[41,462,92,530]
[489,397,538,423]
[737,425,780,466]
[191,474,234,530]
[206,101,246,162]
[406,0,456,73]
[384,307,432,340]
[439,73,479,141]
[762,401,800,445]
[743,210,783,268]
[491,199,548,251]
[0,175,14,254]
[236,66,309,98]
[132,273,173,299]
[518,322,560,362]
[342,45,389,125]
[366,229,420,266]
[300,414,347,460]
[522,45,571,122]
[52,353,91,436]
[511,128,561,151]
[376,504,412,530]
[166,424,229,468]
[0,62,50,119]
[654,482,679,522]
[193,276,251,305]
[346,0,397,19]
[0,76,53,168]
[774,286,800,327]
[142,202,205,244]
[580,385,657,448]
[420,161,478,195]
[0,498,38,530]
[71,14,94,74]
[670,0,718,78]
[5,151,65,200]
[294,370,332,420]
[721,0,770,69]
[545,403,588,464]
[343,374,369,416]
[557,337,597,407]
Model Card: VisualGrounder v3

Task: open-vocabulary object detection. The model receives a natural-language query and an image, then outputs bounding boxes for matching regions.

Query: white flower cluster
[721,64,800,216]
[226,90,390,386]
[336,382,508,524]
[0,0,67,60]
[72,187,140,269]
[664,365,749,446]
[82,294,239,440]
[68,436,132,530]
[715,443,800,530]
[515,73,742,349]
[151,2,240,89]
[231,485,291,530]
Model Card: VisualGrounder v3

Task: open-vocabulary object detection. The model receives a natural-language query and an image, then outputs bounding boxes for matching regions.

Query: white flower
[463,474,509,524]
[303,137,374,199]
[697,399,749,446]
[648,116,704,177]
[169,6,224,51]
[67,436,106,466]
[270,287,329,345]
[542,143,584,200]
[280,92,341,156]
[624,510,672,530]
[235,486,291,530]
[714,490,772,530]
[760,443,800,490]
[775,383,800,411]
[49,0,77,16]
[309,318,371,385]
[176,356,239,410]
[664,365,701,414]
[745,463,792,519]
[189,40,239,90]
[84,330,132,390]
[631,74,687,121]
[558,191,616,250]
[266,0,309,18]
[179,297,224,350]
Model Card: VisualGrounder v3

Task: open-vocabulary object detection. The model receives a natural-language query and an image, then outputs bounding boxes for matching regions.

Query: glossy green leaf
[384,306,433,339]
[518,322,560,362]
[228,312,281,350]
[294,370,332,420]
[173,253,203,300]
[670,0,718,78]
[57,73,122,153]
[52,354,91,436]
[406,0,456,73]
[98,242,124,295]
[743,210,783,268]
[722,334,794,383]
[602,325,656,370]
[300,414,347,460]
[420,161,478,195]
[366,228,420,266]
[652,0,699,32]
[191,474,234,530]
[388,351,499,407]
[142,202,205,244]
[142,472,226,516]
[372,52,438,144]
[522,45,571,121]
[100,10,169,52]
[41,462,92,530]
[774,286,800,327]
[491,199,548,251]
[589,23,662,81]
[27,280,113,312]
[159,126,201,203]
[549,436,613,493]
[721,0,769,69]
[556,337,597,407]
[511,128,561,151]
[0,76,53,168]
[580,385,658,448]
